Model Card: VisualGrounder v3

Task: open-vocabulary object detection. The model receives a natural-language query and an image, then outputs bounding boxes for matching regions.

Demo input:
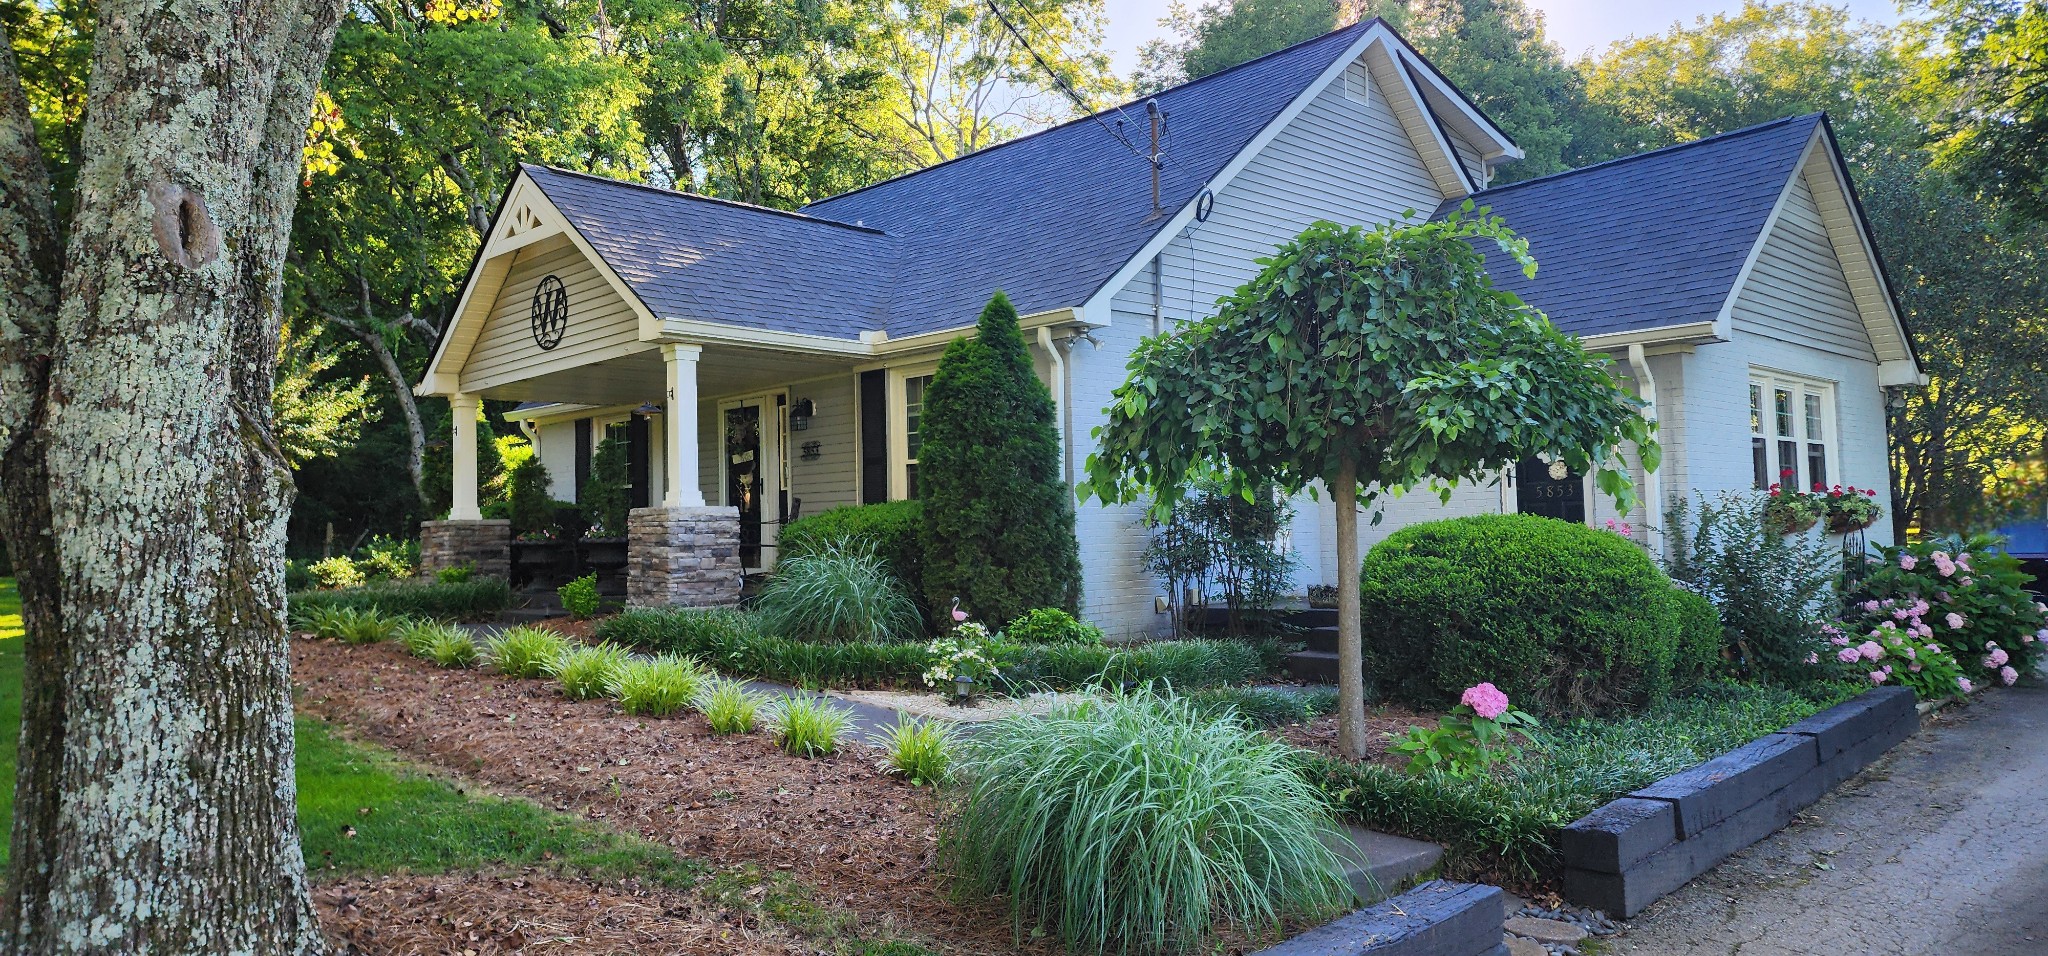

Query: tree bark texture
[0,0,342,951]
[1332,458,1368,760]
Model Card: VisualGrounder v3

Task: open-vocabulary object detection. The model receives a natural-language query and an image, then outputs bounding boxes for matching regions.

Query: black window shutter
[859,370,887,504]
[626,415,651,509]
[573,417,593,500]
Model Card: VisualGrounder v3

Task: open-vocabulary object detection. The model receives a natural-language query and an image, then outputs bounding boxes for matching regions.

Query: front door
[721,395,784,569]
[1516,457,1586,523]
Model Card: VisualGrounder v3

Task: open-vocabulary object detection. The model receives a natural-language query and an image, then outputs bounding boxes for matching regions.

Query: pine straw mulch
[1271,703,1451,771]
[291,636,1040,956]
[316,871,806,955]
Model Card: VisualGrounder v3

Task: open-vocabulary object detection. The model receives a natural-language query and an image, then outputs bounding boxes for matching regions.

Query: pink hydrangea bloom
[1985,648,2010,668]
[1805,652,1819,665]
[1861,600,1882,613]
[1869,670,1888,684]
[2001,666,2019,686]
[1958,553,1973,571]
[1857,640,1885,661]
[1946,612,1967,630]
[1909,663,1922,673]
[1899,554,1918,571]
[1892,607,1912,621]
[1959,677,1975,693]
[1837,646,1862,663]
[1961,577,1974,587]
[1461,682,1511,720]
[1911,600,1931,617]
[1831,635,1852,646]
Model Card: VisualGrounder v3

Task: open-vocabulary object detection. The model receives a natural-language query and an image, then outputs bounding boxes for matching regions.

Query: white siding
[1729,174,1875,361]
[459,235,650,392]
[1069,58,1454,638]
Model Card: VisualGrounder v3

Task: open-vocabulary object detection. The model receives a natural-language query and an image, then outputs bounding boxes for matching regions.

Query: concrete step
[1285,649,1338,684]
[1301,625,1340,654]
[1285,607,1338,629]
[1328,825,1444,904]
[504,607,567,624]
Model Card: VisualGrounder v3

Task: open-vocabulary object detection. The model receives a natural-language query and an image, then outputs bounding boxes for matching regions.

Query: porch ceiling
[470,342,863,407]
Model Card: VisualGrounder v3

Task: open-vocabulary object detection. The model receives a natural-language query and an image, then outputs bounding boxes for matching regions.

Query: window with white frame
[886,365,938,500]
[902,373,931,499]
[1749,371,1836,493]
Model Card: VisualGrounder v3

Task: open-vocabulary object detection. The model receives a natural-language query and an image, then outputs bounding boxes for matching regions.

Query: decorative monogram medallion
[530,275,568,350]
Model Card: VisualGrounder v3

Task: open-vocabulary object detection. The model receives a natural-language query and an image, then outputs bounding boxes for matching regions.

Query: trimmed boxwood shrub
[1670,587,1724,691]
[286,577,511,622]
[1002,607,1103,646]
[1360,514,1683,716]
[778,500,924,604]
[1008,639,1264,690]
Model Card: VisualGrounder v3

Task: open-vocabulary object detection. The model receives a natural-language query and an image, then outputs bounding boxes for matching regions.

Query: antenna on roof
[1146,100,1166,220]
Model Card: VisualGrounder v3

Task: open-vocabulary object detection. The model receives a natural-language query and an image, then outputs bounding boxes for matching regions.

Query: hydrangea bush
[1388,682,1539,778]
[1845,533,2045,690]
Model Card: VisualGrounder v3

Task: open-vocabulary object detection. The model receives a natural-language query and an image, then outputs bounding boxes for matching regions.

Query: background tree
[1135,0,1336,91]
[273,317,378,468]
[920,291,1083,626]
[0,0,345,946]
[581,434,632,536]
[1082,214,1656,757]
[1911,0,2048,220]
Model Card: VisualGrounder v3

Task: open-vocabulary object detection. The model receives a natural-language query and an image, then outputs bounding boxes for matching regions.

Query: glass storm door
[721,396,783,569]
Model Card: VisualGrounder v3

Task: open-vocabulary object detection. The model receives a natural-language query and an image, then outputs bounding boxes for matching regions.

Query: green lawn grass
[0,577,690,883]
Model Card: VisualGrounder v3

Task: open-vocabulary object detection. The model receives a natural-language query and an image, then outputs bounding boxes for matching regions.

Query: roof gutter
[1577,321,1722,350]
[1626,344,1667,559]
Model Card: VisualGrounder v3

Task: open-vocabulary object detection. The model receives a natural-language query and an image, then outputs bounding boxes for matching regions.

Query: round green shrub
[1669,587,1725,692]
[1360,514,1682,716]
[778,501,924,609]
[1002,608,1103,646]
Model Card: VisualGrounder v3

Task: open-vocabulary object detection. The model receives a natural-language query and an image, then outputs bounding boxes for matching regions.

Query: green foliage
[307,555,366,590]
[284,560,315,592]
[919,291,1082,627]
[1915,0,2048,219]
[697,678,769,734]
[1006,639,1265,691]
[944,690,1355,954]
[1185,686,1339,727]
[483,626,571,679]
[435,562,475,584]
[1000,608,1103,646]
[1848,534,2048,684]
[777,501,925,611]
[579,435,632,537]
[1669,587,1727,691]
[1361,514,1685,716]
[598,608,933,689]
[1665,493,1840,686]
[870,715,956,787]
[397,618,465,657]
[1134,0,1335,91]
[299,606,404,645]
[548,643,632,700]
[755,543,925,643]
[769,695,851,757]
[1388,696,1540,778]
[506,456,556,537]
[286,577,511,622]
[1143,476,1299,634]
[558,573,601,620]
[272,316,379,469]
[607,655,714,717]
[423,629,480,668]
[1084,214,1656,524]
[354,535,419,581]
[1302,680,1859,882]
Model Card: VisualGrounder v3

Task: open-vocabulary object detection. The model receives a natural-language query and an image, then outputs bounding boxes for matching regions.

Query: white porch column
[662,343,706,507]
[449,392,482,521]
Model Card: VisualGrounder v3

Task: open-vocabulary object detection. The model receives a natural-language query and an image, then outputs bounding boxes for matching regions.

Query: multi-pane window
[1749,372,1835,492]
[902,374,931,499]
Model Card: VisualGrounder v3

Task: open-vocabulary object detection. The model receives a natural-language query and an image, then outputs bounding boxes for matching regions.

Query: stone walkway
[1607,684,2048,956]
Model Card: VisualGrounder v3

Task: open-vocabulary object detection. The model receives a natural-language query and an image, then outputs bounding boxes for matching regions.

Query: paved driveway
[1609,684,2048,956]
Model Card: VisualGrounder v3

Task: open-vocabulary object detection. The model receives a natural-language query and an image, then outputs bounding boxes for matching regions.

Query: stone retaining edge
[1558,686,1919,918]
[1249,880,1505,956]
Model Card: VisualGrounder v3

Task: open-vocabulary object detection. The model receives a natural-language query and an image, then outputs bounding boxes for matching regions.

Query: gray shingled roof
[1439,114,1823,338]
[518,21,1377,342]
[523,167,899,340]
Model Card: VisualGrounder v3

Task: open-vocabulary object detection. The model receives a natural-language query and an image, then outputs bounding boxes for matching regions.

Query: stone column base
[419,519,511,581]
[627,506,742,608]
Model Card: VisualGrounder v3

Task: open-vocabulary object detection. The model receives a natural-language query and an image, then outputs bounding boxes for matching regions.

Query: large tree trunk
[1333,457,1368,760]
[0,0,342,950]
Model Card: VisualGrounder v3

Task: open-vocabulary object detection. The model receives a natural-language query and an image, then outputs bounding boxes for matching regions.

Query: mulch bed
[317,871,806,955]
[292,637,1037,955]
[1274,703,1449,770]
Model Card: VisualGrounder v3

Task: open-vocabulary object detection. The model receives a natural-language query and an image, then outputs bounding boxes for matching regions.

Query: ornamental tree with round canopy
[1080,210,1660,759]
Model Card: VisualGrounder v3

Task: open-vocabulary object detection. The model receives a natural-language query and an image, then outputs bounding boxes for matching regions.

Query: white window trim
[885,362,940,501]
[1749,369,1839,493]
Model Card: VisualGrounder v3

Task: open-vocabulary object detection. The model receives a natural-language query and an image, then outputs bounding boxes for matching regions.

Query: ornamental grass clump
[607,655,714,717]
[549,643,631,700]
[423,630,479,668]
[697,678,769,734]
[754,542,924,644]
[397,618,464,657]
[943,690,1355,954]
[870,715,955,787]
[483,625,571,679]
[769,694,851,757]
[304,606,402,645]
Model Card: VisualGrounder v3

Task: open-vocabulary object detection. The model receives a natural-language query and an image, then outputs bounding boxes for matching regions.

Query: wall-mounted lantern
[790,397,817,431]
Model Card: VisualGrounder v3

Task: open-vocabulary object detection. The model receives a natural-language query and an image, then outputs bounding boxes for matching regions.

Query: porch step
[1331,826,1444,903]
[505,607,567,625]
[1285,649,1338,684]
[1302,626,1340,654]
[1285,607,1338,629]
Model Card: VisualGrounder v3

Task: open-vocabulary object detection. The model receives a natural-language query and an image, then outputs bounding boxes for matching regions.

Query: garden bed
[290,636,1039,955]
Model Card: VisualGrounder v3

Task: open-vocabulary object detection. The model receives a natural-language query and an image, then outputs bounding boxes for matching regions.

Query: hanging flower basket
[1764,482,1826,536]
[1824,486,1884,534]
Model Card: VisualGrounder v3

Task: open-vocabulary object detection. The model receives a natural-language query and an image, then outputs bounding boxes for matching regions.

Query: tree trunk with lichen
[1332,455,1368,760]
[0,0,341,950]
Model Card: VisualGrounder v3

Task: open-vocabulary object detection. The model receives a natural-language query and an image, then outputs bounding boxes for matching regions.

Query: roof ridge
[805,19,1380,211]
[1463,113,1821,199]
[523,164,888,235]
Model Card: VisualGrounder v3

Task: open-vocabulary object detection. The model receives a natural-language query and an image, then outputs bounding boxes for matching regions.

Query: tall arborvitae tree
[919,291,1083,626]
[581,434,632,537]
[0,0,343,947]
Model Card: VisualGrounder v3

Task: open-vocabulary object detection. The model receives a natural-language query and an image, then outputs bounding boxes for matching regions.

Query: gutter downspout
[1150,253,1164,338]
[1627,343,1666,556]
[1039,326,1074,488]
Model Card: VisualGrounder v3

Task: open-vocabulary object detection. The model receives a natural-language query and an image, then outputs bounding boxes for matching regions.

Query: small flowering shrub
[1846,533,2045,686]
[1002,607,1103,646]
[1388,682,1540,777]
[1762,470,1828,534]
[1826,620,1967,699]
[308,555,365,590]
[557,573,601,620]
[1822,485,1884,532]
[1666,493,1840,687]
[923,621,1009,690]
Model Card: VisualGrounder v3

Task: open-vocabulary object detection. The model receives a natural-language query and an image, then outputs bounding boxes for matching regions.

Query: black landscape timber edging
[1250,880,1506,956]
[1559,686,1918,917]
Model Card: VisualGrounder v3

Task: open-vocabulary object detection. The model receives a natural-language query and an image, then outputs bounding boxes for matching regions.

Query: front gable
[457,233,652,396]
